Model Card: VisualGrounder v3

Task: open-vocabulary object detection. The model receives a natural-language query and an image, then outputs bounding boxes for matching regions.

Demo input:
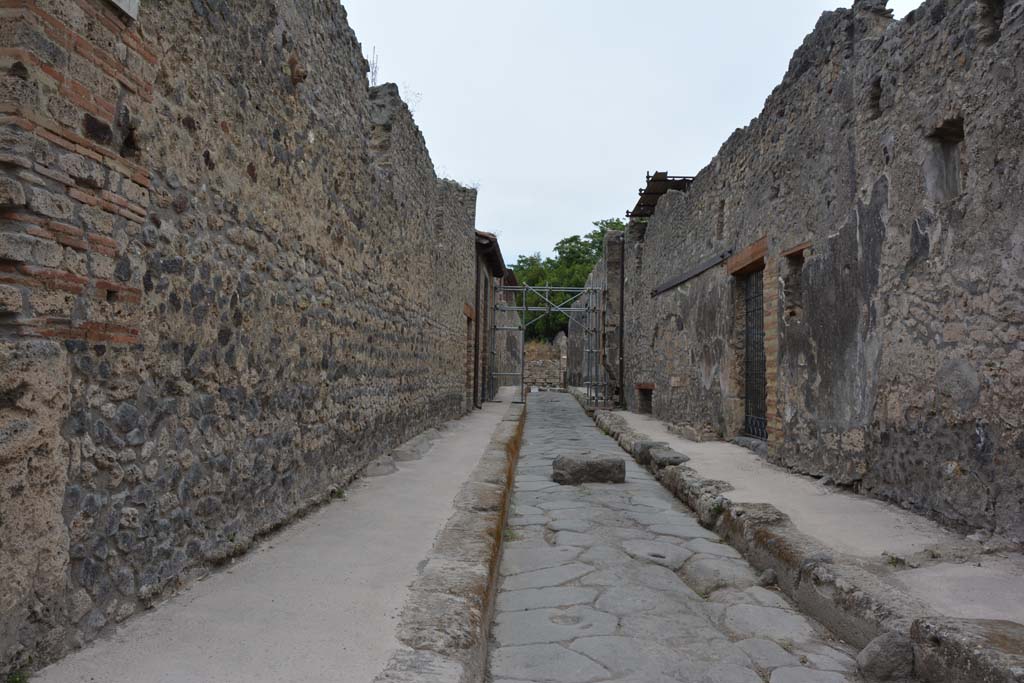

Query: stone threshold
[374,402,526,682]
[570,390,1024,683]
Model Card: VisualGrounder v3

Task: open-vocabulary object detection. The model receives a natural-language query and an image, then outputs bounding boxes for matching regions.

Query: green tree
[509,218,624,342]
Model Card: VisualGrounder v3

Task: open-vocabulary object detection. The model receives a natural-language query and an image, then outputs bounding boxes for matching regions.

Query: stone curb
[374,402,526,683]
[570,390,1023,683]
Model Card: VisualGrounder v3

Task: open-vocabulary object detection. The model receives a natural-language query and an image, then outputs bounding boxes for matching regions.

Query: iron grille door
[743,271,767,439]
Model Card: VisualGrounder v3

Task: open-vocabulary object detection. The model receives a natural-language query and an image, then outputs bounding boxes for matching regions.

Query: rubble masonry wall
[0,0,485,671]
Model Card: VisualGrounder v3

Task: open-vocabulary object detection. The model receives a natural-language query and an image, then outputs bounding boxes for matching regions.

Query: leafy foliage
[509,219,624,341]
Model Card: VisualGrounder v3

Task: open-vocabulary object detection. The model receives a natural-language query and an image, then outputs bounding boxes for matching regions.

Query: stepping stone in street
[552,453,625,485]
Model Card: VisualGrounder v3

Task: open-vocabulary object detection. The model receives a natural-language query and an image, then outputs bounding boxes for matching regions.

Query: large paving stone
[620,611,724,647]
[537,499,590,511]
[594,584,690,616]
[501,562,594,590]
[578,544,633,565]
[686,537,742,558]
[552,453,625,485]
[649,523,721,541]
[682,555,759,595]
[745,585,794,609]
[553,531,597,547]
[700,663,763,683]
[490,643,610,682]
[508,514,547,527]
[737,638,801,670]
[501,545,581,575]
[629,495,676,510]
[629,511,697,526]
[548,518,591,532]
[496,586,599,612]
[517,479,561,491]
[493,606,617,646]
[570,635,685,679]
[855,631,913,679]
[723,604,819,644]
[622,540,694,570]
[707,587,764,607]
[583,564,701,600]
[769,667,850,683]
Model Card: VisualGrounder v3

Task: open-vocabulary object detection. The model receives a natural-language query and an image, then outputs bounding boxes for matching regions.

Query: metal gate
[489,285,598,404]
[743,271,767,439]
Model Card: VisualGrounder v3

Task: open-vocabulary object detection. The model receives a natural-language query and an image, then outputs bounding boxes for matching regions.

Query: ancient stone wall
[612,0,1024,538]
[0,0,490,672]
[523,341,564,389]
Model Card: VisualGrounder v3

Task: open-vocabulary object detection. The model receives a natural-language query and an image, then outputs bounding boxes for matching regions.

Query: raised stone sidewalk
[488,393,863,683]
[594,402,1024,683]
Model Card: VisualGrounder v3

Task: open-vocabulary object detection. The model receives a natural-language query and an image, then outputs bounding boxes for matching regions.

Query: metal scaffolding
[580,287,613,409]
[491,284,605,405]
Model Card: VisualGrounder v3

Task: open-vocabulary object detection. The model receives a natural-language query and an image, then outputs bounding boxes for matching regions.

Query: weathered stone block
[649,446,689,469]
[552,454,625,485]
[0,175,26,206]
[0,284,22,313]
[633,439,667,464]
[28,185,75,220]
[856,631,913,680]
[59,153,105,189]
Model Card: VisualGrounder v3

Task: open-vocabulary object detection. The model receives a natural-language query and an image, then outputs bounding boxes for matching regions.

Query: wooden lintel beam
[726,237,768,275]
[781,241,812,258]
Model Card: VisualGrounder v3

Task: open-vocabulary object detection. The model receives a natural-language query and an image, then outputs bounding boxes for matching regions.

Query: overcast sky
[343,1,921,263]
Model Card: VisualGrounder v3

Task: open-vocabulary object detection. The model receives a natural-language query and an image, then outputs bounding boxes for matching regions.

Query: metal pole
[585,288,593,405]
[587,287,594,407]
[601,289,608,408]
[618,233,626,408]
[519,287,526,404]
[491,280,499,403]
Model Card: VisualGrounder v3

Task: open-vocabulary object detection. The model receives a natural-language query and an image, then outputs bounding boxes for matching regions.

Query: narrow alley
[2,1,1022,681]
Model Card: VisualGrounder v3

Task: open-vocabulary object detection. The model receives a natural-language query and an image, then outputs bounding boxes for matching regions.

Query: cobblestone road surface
[487,393,862,683]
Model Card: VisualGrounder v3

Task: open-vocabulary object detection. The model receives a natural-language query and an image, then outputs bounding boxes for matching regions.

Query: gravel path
[487,393,862,683]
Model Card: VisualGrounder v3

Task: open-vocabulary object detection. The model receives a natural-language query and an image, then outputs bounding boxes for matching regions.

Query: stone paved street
[488,393,862,683]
